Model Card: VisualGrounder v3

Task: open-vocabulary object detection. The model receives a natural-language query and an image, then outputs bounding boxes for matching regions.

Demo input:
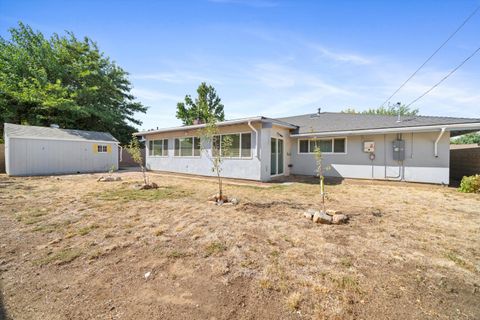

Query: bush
[459,175,480,193]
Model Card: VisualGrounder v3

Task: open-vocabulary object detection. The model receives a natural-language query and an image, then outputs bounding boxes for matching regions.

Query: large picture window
[213,132,251,158]
[298,138,346,154]
[148,139,168,156]
[174,137,201,157]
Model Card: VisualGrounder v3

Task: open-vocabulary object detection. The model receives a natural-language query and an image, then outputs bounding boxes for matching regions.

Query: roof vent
[395,102,402,123]
[317,107,322,115]
[50,124,60,129]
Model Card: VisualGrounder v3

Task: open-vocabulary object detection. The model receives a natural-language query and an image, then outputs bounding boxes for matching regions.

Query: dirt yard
[0,171,479,319]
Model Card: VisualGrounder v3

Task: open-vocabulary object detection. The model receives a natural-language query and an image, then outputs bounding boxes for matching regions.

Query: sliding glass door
[270,138,284,176]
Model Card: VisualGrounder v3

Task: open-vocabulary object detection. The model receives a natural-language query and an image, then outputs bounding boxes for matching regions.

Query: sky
[1,0,479,130]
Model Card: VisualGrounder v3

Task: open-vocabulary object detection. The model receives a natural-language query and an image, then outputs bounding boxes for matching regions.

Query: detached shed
[4,123,119,176]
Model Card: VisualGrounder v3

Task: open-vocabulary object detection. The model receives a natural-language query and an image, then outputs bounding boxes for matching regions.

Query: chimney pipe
[396,102,401,123]
[317,107,321,115]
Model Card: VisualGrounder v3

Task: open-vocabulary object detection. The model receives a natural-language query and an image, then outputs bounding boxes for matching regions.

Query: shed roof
[275,112,480,135]
[4,123,119,143]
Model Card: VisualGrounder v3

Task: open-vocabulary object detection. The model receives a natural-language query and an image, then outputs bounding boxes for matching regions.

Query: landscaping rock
[332,214,349,224]
[313,211,332,224]
[326,209,341,216]
[97,176,122,182]
[303,210,315,220]
[230,198,239,205]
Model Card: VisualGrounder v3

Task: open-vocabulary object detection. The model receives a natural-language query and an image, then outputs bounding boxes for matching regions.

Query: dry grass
[0,171,479,320]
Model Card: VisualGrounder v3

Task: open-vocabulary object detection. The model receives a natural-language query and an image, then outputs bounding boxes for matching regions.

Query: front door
[270,138,284,176]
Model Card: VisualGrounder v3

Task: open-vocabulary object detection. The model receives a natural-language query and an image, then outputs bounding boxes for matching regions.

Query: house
[135,112,480,184]
[4,123,119,176]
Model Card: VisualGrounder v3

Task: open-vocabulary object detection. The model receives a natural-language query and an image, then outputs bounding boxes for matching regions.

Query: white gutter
[434,127,446,157]
[291,122,480,138]
[6,135,120,144]
[135,116,297,136]
[247,120,259,159]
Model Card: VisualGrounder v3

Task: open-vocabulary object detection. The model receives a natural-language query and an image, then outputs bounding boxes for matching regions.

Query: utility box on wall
[393,139,405,161]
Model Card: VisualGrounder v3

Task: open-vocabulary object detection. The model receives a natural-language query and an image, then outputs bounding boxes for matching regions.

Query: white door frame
[270,137,285,177]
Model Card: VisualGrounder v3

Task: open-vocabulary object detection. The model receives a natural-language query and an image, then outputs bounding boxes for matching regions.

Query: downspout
[248,121,260,159]
[434,128,446,157]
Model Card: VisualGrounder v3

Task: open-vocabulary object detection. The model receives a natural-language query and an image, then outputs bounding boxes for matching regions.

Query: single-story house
[136,111,480,184]
[4,123,119,176]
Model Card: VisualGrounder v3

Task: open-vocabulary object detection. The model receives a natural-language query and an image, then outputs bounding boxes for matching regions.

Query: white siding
[7,138,118,176]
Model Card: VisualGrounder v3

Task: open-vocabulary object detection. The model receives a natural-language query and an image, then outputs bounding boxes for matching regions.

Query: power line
[380,5,480,107]
[405,44,480,108]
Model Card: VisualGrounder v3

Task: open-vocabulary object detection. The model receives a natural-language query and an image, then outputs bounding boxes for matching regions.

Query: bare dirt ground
[0,170,479,319]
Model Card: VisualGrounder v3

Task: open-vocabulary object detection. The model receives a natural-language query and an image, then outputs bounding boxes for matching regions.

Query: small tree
[125,135,148,185]
[199,120,232,201]
[314,146,326,212]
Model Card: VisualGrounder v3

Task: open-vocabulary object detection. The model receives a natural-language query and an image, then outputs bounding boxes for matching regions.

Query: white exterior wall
[145,123,264,181]
[290,131,450,184]
[6,138,118,176]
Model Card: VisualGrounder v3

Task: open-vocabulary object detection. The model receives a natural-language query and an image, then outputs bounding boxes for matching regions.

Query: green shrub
[459,175,480,193]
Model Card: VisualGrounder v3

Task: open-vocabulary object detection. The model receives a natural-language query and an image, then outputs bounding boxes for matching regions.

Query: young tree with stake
[199,120,232,203]
[125,135,148,185]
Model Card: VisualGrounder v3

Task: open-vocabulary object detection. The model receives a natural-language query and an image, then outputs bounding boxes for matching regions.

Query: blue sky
[1,0,479,130]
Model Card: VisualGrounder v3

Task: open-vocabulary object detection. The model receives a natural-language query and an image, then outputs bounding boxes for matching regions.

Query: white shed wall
[6,138,118,176]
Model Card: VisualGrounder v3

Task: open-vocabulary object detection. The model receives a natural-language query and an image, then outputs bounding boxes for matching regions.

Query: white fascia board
[7,135,120,144]
[135,116,297,136]
[291,122,480,138]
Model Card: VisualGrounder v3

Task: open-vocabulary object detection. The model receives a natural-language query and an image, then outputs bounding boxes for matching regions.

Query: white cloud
[309,45,373,65]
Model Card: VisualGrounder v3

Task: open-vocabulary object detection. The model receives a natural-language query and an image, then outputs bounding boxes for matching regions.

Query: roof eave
[135,116,297,136]
[291,122,480,138]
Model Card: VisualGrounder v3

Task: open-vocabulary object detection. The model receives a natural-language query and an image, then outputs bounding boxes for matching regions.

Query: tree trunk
[217,171,223,200]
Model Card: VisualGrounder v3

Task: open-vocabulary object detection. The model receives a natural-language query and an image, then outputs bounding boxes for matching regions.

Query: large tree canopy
[0,22,147,144]
[176,82,225,125]
[342,104,419,116]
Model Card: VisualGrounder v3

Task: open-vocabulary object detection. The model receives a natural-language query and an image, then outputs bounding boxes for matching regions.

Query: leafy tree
[0,22,147,144]
[342,104,419,116]
[125,135,148,185]
[451,132,480,145]
[199,120,232,203]
[176,82,225,125]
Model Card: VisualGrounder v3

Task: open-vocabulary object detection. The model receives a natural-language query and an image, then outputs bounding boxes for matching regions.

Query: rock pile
[304,208,349,225]
[207,194,239,206]
[97,176,122,182]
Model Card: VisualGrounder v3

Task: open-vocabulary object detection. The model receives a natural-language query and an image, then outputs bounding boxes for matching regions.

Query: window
[333,138,345,153]
[148,139,168,156]
[97,145,108,153]
[174,137,201,157]
[213,132,251,158]
[298,138,346,154]
[299,140,309,153]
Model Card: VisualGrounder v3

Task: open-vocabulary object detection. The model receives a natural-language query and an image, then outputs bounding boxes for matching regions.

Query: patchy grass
[285,292,302,311]
[1,172,480,319]
[204,241,227,257]
[78,224,99,236]
[93,185,191,202]
[34,248,82,266]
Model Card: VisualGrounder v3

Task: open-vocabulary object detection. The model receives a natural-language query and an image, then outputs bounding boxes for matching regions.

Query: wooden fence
[0,144,5,173]
[119,148,146,167]
[450,144,480,179]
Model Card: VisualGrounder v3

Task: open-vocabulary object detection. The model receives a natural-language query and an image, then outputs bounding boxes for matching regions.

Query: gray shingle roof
[4,123,118,143]
[275,112,480,134]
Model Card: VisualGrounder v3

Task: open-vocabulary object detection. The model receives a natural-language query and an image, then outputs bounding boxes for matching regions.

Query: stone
[144,271,151,280]
[313,211,332,224]
[150,182,159,189]
[230,198,239,205]
[325,209,341,216]
[332,214,349,224]
[114,177,122,181]
[303,211,314,220]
